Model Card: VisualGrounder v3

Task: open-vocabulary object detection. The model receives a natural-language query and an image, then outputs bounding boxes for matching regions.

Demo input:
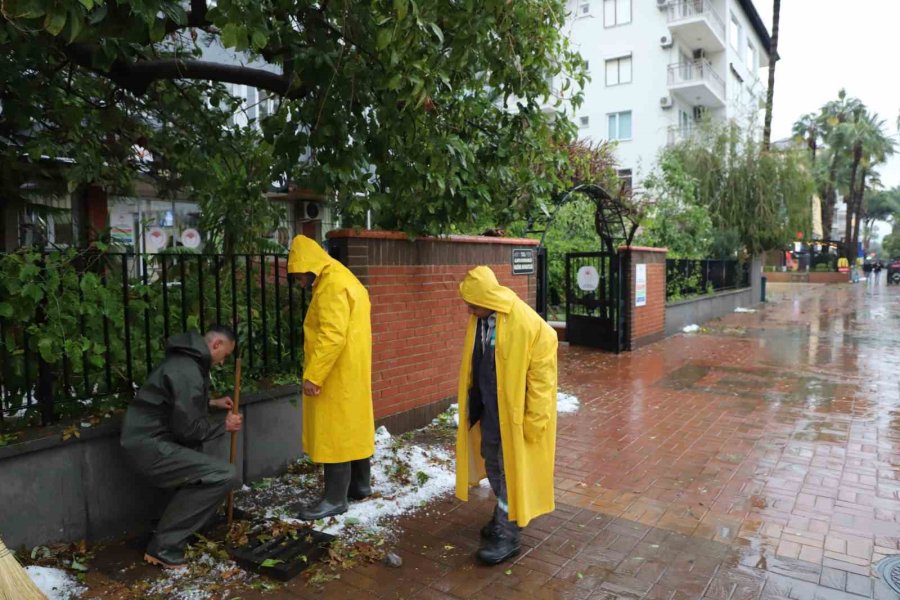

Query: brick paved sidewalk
[91,282,900,599]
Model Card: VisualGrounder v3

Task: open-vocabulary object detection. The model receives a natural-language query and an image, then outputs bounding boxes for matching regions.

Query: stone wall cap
[327,229,540,246]
[618,245,668,254]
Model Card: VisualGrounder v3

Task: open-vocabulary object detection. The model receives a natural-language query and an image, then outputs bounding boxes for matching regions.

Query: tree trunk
[843,146,862,260]
[762,0,781,151]
[852,169,867,255]
[822,154,839,239]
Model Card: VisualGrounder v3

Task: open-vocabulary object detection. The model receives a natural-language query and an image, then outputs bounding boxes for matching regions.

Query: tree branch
[64,44,306,98]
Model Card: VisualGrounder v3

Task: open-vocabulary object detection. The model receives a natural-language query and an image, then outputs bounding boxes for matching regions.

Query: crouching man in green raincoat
[287,235,375,520]
[120,326,242,569]
[456,266,558,565]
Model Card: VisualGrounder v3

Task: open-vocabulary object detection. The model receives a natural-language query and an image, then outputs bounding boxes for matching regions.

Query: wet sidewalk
[95,282,900,599]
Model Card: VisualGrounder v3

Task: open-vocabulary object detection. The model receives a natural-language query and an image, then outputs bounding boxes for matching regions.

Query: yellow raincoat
[288,235,375,463]
[455,266,558,527]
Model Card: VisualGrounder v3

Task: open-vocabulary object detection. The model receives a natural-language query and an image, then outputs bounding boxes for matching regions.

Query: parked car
[887,259,900,285]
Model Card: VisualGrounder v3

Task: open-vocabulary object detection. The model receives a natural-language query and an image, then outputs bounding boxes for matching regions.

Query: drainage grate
[876,556,900,595]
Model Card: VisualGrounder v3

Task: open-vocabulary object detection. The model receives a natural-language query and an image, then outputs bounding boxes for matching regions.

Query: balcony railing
[667,59,726,100]
[664,0,726,41]
[666,124,697,146]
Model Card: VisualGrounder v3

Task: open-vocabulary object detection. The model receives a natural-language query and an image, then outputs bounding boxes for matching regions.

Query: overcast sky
[754,0,900,239]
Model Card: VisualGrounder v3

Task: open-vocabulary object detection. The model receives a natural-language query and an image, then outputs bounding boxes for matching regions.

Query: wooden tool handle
[227,356,242,526]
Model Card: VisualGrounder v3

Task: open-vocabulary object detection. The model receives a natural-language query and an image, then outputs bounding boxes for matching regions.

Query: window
[579,116,590,128]
[605,56,632,86]
[745,42,756,71]
[577,1,591,16]
[608,110,632,140]
[603,0,631,26]
[729,15,741,50]
[617,169,633,192]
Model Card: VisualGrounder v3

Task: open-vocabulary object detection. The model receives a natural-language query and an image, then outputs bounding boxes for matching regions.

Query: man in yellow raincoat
[288,235,375,520]
[455,266,558,564]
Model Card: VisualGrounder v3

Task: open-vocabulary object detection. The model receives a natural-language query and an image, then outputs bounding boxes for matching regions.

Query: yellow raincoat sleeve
[304,282,350,387]
[523,324,558,443]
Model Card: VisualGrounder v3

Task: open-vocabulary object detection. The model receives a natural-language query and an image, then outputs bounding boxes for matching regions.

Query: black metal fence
[0,249,307,427]
[665,259,749,302]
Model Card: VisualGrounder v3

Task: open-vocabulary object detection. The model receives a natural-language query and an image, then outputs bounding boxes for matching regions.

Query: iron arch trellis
[526,183,642,322]
[527,183,641,256]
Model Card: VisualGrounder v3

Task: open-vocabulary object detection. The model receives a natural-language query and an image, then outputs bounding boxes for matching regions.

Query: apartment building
[560,0,773,186]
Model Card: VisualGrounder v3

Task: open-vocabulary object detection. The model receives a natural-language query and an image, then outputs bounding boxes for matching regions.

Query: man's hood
[165,332,211,371]
[287,235,333,276]
[458,266,517,314]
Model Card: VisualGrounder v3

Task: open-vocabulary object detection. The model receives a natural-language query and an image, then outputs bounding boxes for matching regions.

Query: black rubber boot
[476,513,520,565]
[480,505,500,540]
[297,462,351,521]
[348,457,372,501]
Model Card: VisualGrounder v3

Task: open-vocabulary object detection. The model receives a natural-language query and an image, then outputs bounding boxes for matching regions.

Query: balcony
[663,0,726,52]
[666,124,698,146]
[667,59,726,107]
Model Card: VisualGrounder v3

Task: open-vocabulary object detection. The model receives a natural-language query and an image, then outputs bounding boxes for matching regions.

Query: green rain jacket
[120,332,224,453]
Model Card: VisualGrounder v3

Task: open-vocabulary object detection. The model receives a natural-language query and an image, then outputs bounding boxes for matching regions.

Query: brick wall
[326,230,539,432]
[621,246,667,351]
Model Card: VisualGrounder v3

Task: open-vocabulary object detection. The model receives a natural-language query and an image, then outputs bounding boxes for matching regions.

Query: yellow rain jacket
[455,266,558,527]
[288,235,374,463]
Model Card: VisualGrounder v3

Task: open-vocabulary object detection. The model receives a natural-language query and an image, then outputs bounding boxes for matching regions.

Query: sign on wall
[512,248,536,275]
[110,208,134,245]
[635,263,647,307]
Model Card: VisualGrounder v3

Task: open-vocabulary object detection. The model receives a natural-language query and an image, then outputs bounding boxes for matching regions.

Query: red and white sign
[181,228,201,249]
[145,227,168,252]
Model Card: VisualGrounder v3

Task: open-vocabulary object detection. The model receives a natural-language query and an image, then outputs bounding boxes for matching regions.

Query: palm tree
[792,112,819,164]
[762,0,781,151]
[840,111,895,260]
[817,90,863,239]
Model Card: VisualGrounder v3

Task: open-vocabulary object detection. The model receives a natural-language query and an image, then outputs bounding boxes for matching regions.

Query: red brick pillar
[620,246,667,350]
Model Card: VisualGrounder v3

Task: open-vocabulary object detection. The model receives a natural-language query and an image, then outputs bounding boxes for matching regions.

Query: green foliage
[882,230,900,259]
[0,247,304,430]
[635,153,713,258]
[3,0,588,236]
[660,122,814,255]
[665,261,717,302]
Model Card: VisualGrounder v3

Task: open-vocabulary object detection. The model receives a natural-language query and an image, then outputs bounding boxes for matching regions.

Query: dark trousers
[126,441,241,552]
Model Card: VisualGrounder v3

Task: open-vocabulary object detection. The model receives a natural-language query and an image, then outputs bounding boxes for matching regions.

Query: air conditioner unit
[660,35,673,49]
[656,0,669,9]
[659,96,674,109]
[692,49,707,61]
[301,201,321,220]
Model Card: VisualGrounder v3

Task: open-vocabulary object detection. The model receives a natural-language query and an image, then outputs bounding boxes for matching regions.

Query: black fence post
[35,252,55,426]
[121,254,133,388]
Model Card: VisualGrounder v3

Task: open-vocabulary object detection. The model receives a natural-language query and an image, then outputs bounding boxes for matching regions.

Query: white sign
[181,228,202,249]
[576,265,600,291]
[635,263,647,307]
[144,227,168,252]
[109,208,134,245]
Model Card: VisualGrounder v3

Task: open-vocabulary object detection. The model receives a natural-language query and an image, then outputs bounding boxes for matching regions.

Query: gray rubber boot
[298,462,351,520]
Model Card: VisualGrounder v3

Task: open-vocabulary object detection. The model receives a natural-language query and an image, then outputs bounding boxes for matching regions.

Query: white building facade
[560,0,772,185]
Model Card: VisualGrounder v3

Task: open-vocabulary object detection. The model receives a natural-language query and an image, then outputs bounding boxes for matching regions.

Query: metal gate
[565,252,624,352]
